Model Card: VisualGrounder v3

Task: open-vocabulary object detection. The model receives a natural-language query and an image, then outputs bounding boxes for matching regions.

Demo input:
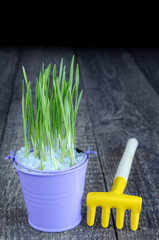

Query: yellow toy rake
[86,138,142,231]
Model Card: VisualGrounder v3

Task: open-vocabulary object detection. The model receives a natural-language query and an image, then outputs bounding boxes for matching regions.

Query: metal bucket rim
[13,148,89,176]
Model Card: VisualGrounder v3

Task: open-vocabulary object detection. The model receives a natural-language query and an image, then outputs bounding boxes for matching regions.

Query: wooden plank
[130,49,159,95]
[0,47,20,146]
[0,47,117,239]
[77,48,159,239]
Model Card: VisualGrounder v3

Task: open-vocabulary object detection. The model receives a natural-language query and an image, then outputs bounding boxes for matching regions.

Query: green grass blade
[53,64,56,80]
[59,58,63,86]
[22,66,28,85]
[69,55,74,91]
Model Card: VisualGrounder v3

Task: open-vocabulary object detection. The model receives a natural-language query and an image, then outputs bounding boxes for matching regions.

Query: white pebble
[16,147,85,172]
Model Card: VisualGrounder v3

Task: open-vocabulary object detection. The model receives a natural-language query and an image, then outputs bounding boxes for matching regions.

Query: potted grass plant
[5,56,96,232]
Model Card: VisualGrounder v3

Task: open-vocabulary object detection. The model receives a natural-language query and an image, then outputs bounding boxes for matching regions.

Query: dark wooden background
[0,46,159,239]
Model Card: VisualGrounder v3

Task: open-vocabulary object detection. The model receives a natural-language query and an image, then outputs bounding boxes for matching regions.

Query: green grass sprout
[22,56,83,170]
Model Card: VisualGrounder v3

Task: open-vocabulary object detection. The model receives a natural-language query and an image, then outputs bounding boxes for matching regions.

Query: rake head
[87,191,142,231]
[86,138,142,231]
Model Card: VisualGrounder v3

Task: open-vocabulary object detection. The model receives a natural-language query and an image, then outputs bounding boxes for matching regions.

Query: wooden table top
[0,47,158,239]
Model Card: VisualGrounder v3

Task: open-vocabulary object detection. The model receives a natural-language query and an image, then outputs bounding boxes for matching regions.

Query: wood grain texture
[0,47,117,239]
[77,48,159,239]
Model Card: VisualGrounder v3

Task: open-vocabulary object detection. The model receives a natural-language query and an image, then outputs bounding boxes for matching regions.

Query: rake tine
[116,209,125,229]
[101,207,110,228]
[87,206,96,226]
[131,210,140,231]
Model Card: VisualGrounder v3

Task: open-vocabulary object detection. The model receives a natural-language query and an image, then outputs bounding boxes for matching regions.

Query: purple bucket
[13,149,89,232]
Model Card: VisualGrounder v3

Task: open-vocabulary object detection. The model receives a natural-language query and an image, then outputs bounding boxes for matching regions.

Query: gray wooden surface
[0,47,159,240]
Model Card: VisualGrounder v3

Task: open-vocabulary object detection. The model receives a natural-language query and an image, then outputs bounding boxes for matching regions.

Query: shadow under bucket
[13,149,90,232]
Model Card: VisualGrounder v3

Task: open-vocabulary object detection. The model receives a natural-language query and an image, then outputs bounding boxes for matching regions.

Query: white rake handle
[114,138,138,182]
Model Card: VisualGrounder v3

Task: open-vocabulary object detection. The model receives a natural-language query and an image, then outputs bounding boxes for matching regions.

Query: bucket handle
[85,146,97,158]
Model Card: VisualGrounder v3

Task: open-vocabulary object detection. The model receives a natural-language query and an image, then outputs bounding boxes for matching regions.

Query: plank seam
[75,51,119,240]
[0,48,22,149]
